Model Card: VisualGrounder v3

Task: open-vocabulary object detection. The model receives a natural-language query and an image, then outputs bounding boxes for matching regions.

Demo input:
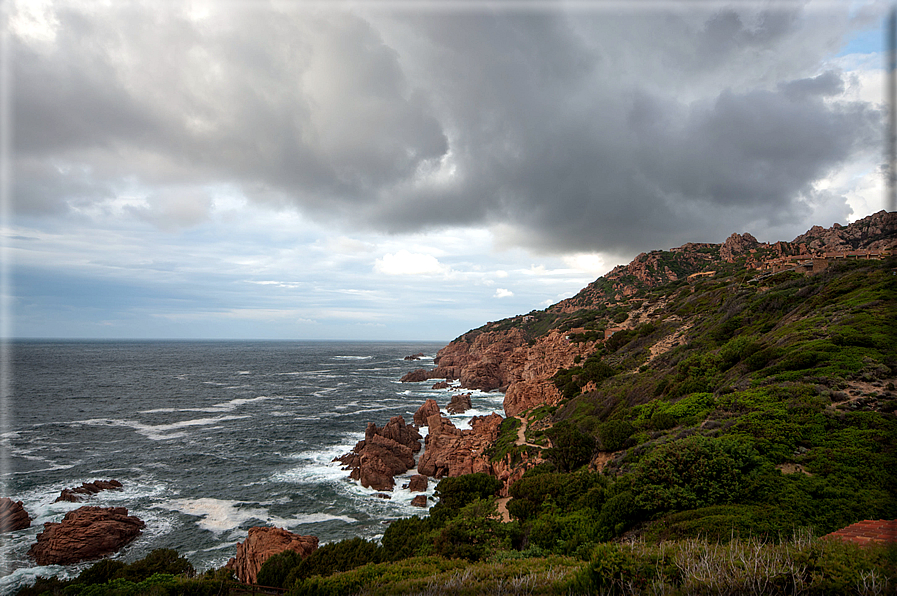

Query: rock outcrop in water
[54,479,123,503]
[28,506,144,565]
[0,498,31,532]
[413,399,440,426]
[227,526,318,584]
[334,416,422,491]
[446,393,472,414]
[417,412,503,479]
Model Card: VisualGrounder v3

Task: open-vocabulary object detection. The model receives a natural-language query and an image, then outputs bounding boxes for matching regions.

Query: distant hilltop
[554,210,896,312]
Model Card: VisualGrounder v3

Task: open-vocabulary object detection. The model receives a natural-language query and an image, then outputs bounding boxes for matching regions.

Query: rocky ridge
[417,412,504,479]
[402,211,897,420]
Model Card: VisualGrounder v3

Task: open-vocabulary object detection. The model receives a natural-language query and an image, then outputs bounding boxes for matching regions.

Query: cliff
[406,211,896,420]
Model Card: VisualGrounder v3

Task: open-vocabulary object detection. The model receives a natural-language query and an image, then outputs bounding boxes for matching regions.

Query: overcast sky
[3,0,891,341]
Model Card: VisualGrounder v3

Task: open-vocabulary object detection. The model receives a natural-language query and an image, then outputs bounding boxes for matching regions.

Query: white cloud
[493,288,514,298]
[561,253,609,276]
[374,250,449,276]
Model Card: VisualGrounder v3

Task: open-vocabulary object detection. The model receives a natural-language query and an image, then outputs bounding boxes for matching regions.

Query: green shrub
[597,419,634,451]
[633,435,761,514]
[545,421,595,472]
[278,538,383,587]
[429,473,504,523]
[381,516,437,560]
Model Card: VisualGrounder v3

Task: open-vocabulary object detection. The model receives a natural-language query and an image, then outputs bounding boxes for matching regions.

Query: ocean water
[0,341,505,594]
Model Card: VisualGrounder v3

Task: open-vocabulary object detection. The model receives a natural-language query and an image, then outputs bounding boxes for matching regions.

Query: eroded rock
[226,527,318,584]
[54,480,123,503]
[28,506,144,566]
[0,498,31,532]
[413,399,440,427]
[446,393,472,414]
[334,417,422,491]
[408,474,428,492]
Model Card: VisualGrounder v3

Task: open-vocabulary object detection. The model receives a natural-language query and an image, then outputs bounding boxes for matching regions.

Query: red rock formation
[431,381,450,389]
[28,506,144,565]
[410,495,428,507]
[505,380,562,417]
[54,480,123,503]
[334,417,422,491]
[400,369,438,383]
[413,399,440,426]
[226,527,318,584]
[378,416,423,453]
[823,520,897,547]
[408,474,428,492]
[720,232,760,262]
[0,498,31,532]
[417,413,503,479]
[446,393,472,414]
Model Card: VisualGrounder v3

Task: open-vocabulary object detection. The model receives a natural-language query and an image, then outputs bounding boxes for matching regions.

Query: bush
[632,435,761,514]
[429,473,504,523]
[381,516,437,560]
[276,538,383,587]
[545,421,595,472]
[597,419,634,451]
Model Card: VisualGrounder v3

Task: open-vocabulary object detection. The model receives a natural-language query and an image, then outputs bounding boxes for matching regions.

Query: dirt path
[515,415,543,448]
[496,497,511,522]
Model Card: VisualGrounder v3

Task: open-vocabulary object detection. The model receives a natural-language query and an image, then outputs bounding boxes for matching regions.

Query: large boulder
[413,399,440,426]
[0,498,31,532]
[446,393,472,414]
[227,527,318,584]
[28,506,144,565]
[407,474,428,492]
[54,480,123,503]
[334,418,422,491]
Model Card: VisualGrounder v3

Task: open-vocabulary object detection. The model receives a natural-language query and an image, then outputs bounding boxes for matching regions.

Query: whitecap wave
[160,498,271,534]
[76,416,250,441]
[333,356,373,360]
[157,498,354,535]
[0,565,76,596]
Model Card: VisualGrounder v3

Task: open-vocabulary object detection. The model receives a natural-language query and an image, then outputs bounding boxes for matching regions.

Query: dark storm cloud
[12,2,881,252]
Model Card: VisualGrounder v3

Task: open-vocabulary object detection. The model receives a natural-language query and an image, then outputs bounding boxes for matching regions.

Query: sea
[0,340,505,594]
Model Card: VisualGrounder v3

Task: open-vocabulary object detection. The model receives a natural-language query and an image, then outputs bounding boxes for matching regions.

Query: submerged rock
[28,506,144,565]
[54,480,123,503]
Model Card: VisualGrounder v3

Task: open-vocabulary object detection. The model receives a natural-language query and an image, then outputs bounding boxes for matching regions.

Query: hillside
[22,212,897,595]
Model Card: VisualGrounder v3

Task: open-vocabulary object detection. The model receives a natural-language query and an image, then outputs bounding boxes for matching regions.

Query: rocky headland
[401,211,897,421]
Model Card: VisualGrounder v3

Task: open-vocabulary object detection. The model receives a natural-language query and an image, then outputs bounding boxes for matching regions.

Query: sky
[2,0,892,341]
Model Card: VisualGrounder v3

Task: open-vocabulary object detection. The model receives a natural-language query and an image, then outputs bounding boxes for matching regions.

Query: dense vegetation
[18,257,897,595]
